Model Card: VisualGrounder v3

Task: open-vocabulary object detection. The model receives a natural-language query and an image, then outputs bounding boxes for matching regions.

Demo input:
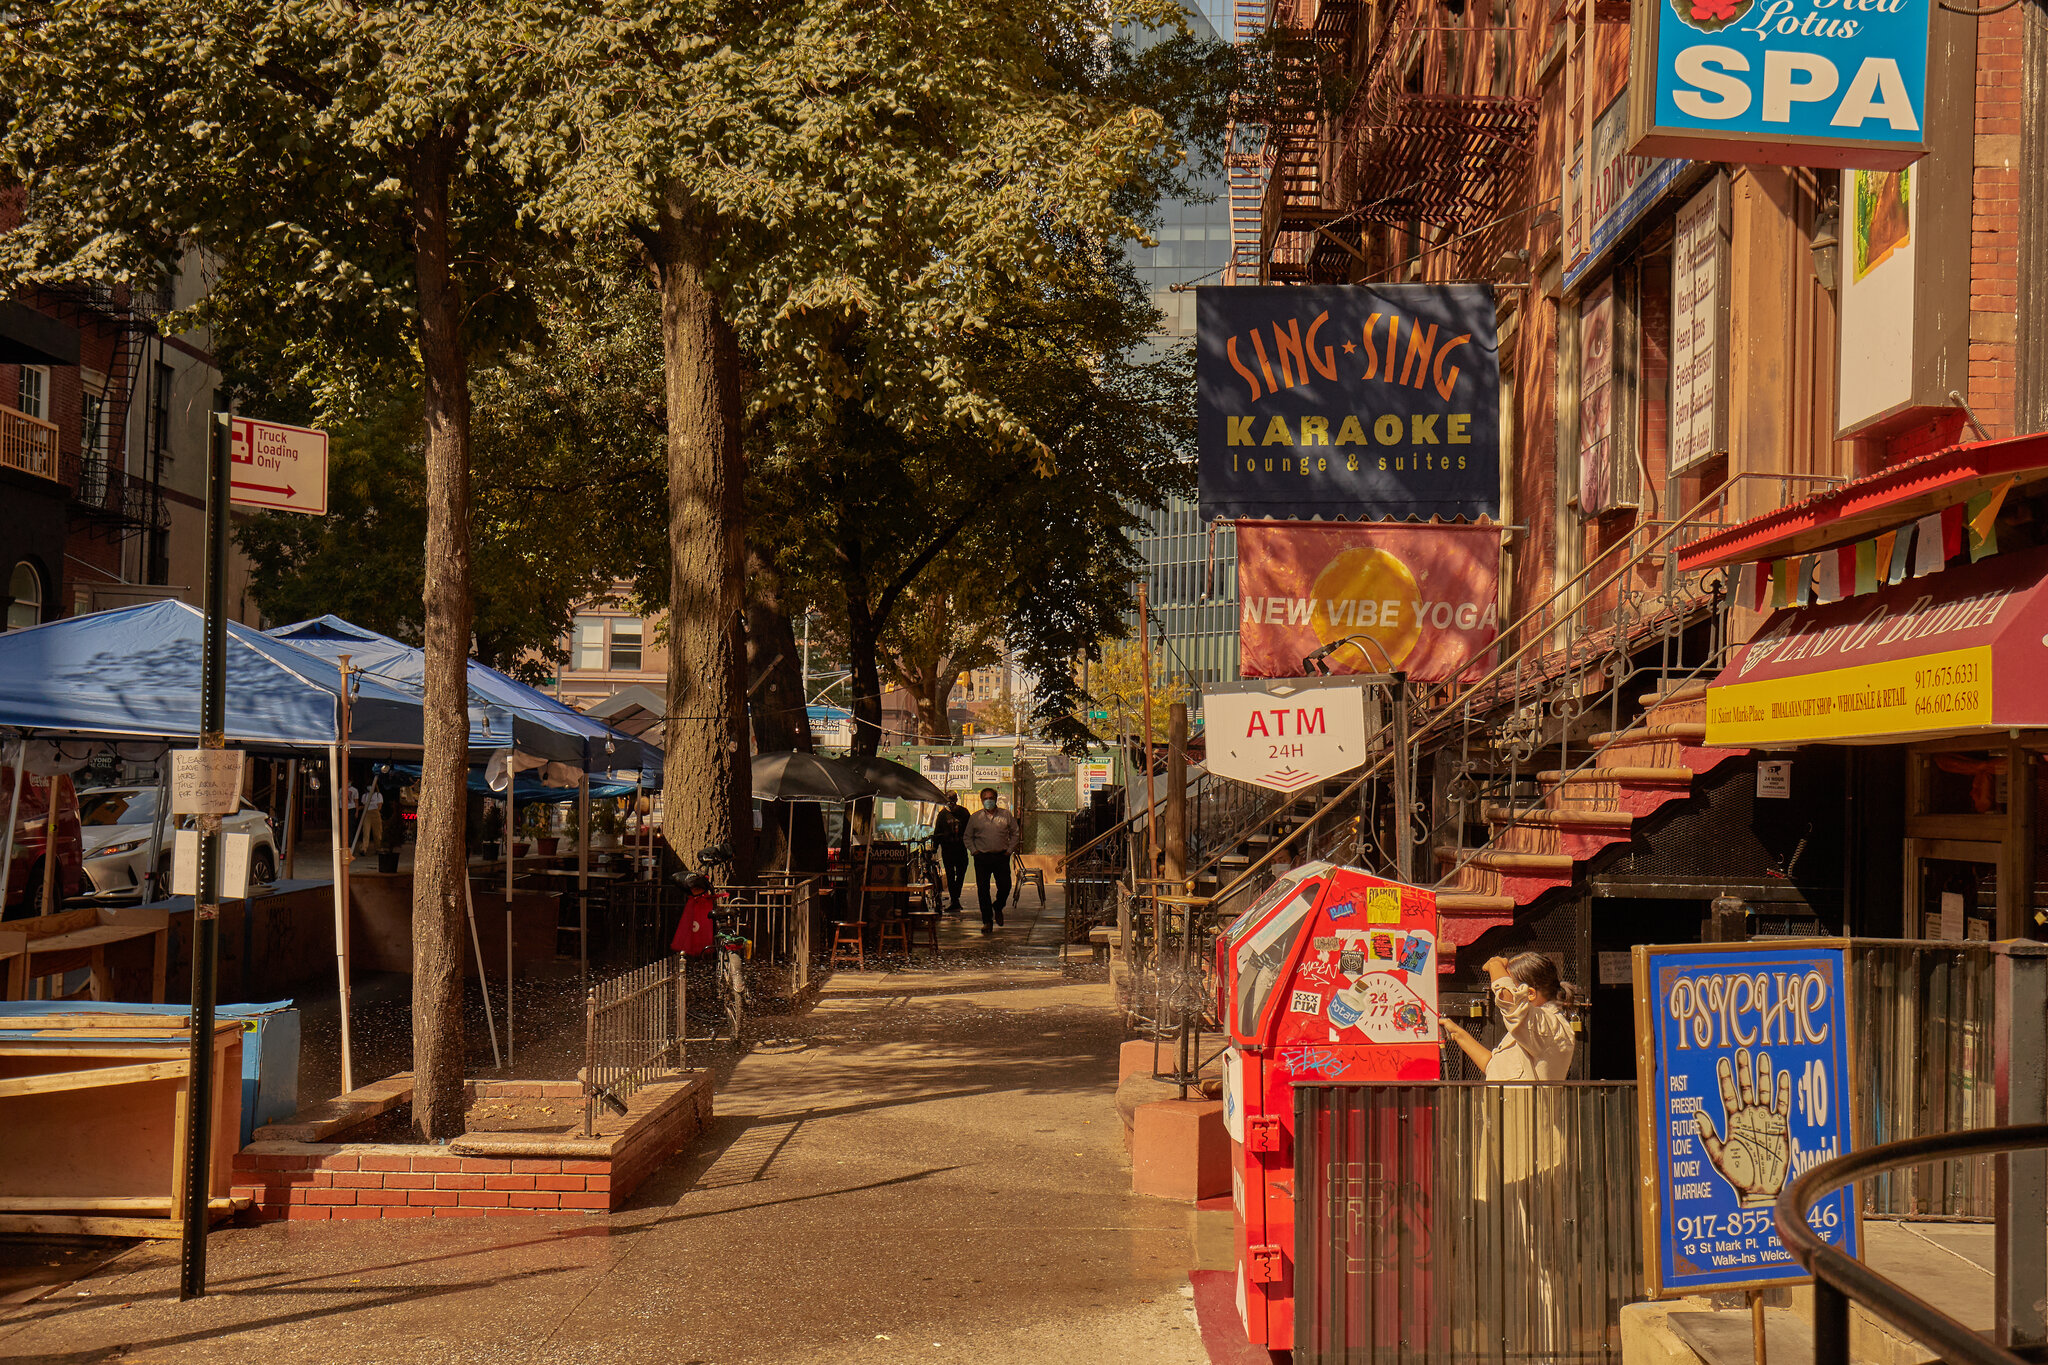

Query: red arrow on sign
[233,481,297,497]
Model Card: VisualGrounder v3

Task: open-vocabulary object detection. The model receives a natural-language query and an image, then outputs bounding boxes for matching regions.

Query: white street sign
[1202,680,1371,793]
[230,416,329,515]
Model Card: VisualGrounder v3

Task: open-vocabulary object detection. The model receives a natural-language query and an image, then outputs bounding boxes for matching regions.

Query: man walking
[964,786,1020,935]
[930,791,971,914]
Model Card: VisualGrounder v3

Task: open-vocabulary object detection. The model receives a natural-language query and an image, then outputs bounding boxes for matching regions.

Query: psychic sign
[1196,284,1501,523]
[1633,941,1858,1295]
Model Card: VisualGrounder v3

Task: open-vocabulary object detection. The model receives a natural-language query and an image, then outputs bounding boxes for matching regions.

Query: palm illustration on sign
[1693,1048,1793,1207]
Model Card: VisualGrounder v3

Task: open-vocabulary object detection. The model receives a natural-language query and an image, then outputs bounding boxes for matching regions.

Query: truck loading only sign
[1633,941,1859,1295]
[1196,284,1501,523]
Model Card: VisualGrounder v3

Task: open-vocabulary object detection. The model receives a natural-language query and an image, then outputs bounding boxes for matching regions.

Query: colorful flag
[1854,540,1879,595]
[1940,504,1964,561]
[1811,550,1841,603]
[1967,478,2014,561]
[1880,529,1910,585]
[1770,559,1790,609]
[1913,513,1945,577]
[1735,562,1758,610]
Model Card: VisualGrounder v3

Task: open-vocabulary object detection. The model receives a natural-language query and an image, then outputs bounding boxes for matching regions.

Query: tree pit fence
[582,952,686,1138]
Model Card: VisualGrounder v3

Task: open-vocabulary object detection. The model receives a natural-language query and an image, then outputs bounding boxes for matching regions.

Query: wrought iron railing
[1294,1081,1645,1364]
[581,952,685,1137]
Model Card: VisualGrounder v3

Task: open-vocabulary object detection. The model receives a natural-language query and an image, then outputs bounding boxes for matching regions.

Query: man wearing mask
[930,791,972,915]
[964,786,1020,935]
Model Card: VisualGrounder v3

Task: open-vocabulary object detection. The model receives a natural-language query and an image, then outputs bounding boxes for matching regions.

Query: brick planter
[232,1073,713,1222]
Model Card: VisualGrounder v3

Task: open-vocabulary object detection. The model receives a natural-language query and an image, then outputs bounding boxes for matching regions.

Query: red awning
[1704,545,2048,746]
[1677,431,2048,572]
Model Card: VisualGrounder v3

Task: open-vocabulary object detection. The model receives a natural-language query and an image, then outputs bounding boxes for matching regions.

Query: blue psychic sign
[1196,284,1501,524]
[1625,0,1930,170]
[1634,941,1859,1295]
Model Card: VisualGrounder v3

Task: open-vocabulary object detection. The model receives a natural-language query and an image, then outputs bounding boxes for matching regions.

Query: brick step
[1588,723,1707,746]
[1538,766,1695,785]
[1638,680,1710,708]
[1434,845,1576,873]
[1482,804,1635,830]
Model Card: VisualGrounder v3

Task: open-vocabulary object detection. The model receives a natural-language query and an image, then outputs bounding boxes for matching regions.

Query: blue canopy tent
[0,599,438,1091]
[271,615,659,1005]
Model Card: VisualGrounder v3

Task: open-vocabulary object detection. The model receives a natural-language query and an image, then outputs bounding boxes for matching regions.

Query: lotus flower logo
[1674,0,1752,31]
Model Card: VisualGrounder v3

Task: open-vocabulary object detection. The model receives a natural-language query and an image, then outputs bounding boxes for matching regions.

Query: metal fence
[582,953,685,1137]
[1848,940,1998,1217]
[1295,1082,1644,1365]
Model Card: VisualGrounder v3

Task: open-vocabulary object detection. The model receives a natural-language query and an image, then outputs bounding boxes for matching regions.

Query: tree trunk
[409,128,472,1142]
[652,200,751,871]
[915,659,947,741]
[744,544,813,755]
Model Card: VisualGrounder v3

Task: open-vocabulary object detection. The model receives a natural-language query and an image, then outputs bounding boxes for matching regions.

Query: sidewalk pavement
[0,890,1208,1365]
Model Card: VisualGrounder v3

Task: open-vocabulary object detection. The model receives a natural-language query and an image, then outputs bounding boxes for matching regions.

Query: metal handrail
[1774,1122,2048,1365]
[1208,471,1833,906]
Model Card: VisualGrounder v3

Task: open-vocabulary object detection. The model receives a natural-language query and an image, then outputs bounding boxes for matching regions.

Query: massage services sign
[1626,0,1930,169]
[1633,941,1859,1296]
[1196,284,1501,523]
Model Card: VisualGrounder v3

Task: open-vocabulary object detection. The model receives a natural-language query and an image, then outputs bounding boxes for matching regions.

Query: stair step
[1436,892,1518,913]
[1219,854,1252,866]
[1588,723,1708,746]
[1538,766,1695,785]
[1483,805,1635,830]
[1244,833,1276,845]
[1435,846,1576,873]
[1638,680,1710,708]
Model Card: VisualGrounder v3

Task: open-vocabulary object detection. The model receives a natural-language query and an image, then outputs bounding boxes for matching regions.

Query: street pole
[1136,582,1159,888]
[1164,701,1187,888]
[178,411,230,1300]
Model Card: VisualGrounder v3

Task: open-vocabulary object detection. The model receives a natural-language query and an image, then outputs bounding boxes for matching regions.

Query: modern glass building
[1123,0,1241,692]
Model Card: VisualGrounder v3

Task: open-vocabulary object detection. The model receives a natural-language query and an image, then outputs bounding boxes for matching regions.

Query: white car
[78,787,280,900]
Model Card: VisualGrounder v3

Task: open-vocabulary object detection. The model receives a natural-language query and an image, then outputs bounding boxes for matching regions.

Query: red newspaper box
[1217,860,1441,1351]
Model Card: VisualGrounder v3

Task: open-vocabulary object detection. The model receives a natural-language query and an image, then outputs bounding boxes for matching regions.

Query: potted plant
[524,803,559,858]
[480,801,503,862]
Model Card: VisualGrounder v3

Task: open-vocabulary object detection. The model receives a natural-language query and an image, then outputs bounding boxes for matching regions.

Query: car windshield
[80,790,153,827]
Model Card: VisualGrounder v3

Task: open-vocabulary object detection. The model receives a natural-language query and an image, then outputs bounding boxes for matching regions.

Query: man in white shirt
[963,787,1020,935]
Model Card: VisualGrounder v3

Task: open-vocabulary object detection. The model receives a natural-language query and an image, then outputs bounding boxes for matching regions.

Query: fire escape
[36,280,168,554]
[1256,0,1539,284]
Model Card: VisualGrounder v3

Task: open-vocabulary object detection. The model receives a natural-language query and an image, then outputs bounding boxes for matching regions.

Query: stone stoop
[1436,682,1750,954]
[231,1072,714,1222]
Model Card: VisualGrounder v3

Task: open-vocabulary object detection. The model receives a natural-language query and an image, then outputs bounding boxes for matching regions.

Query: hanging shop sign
[1577,278,1623,516]
[1235,521,1500,682]
[1670,176,1731,473]
[1634,940,1858,1295]
[1625,0,1931,169]
[1196,284,1500,523]
[1703,544,2048,746]
[1201,678,1373,793]
[1566,94,1693,289]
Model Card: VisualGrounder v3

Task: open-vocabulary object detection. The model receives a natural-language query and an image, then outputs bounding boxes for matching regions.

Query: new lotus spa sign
[1626,0,1931,169]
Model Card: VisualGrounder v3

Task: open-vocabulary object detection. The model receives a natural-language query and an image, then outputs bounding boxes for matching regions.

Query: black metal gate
[1295,1082,1645,1365]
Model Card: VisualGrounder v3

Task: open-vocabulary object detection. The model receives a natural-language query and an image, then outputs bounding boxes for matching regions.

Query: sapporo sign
[1633,940,1858,1295]
[1625,0,1930,169]
[1201,678,1371,793]
[229,416,330,515]
[1196,284,1500,523]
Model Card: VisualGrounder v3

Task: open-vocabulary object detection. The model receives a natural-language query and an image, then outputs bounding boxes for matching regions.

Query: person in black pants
[963,786,1020,935]
[930,791,971,914]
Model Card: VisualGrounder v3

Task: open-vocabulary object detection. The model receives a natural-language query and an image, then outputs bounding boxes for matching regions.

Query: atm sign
[1203,683,1371,792]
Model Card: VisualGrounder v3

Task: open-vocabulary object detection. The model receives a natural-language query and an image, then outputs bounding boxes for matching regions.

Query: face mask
[982,798,996,810]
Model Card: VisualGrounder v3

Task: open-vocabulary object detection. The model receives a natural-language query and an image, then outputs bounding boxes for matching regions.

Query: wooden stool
[829,921,866,970]
[903,912,941,954]
[876,919,910,956]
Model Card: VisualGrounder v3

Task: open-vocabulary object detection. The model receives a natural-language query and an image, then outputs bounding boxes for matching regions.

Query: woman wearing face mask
[1440,952,1578,1079]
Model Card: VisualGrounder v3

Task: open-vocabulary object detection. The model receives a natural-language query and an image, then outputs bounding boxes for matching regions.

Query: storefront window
[1918,751,2008,816]
[1915,857,1996,941]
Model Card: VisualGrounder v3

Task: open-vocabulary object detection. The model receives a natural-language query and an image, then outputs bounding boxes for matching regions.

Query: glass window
[609,618,643,671]
[6,562,42,631]
[81,789,154,826]
[16,366,47,421]
[571,616,606,671]
[81,390,106,461]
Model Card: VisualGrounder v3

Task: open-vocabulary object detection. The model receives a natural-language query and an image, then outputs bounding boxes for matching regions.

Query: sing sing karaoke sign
[1633,941,1859,1296]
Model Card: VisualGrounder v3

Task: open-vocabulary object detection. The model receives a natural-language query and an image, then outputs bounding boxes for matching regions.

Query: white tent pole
[0,739,24,914]
[327,742,354,1094]
[577,772,590,984]
[505,793,514,1066]
[462,872,502,1068]
[282,758,300,880]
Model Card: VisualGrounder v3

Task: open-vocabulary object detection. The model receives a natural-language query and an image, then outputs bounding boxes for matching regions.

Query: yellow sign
[1705,646,1992,745]
[1366,886,1401,924]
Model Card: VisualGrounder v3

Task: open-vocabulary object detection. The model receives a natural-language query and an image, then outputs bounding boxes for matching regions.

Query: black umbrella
[843,754,947,804]
[750,751,868,803]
